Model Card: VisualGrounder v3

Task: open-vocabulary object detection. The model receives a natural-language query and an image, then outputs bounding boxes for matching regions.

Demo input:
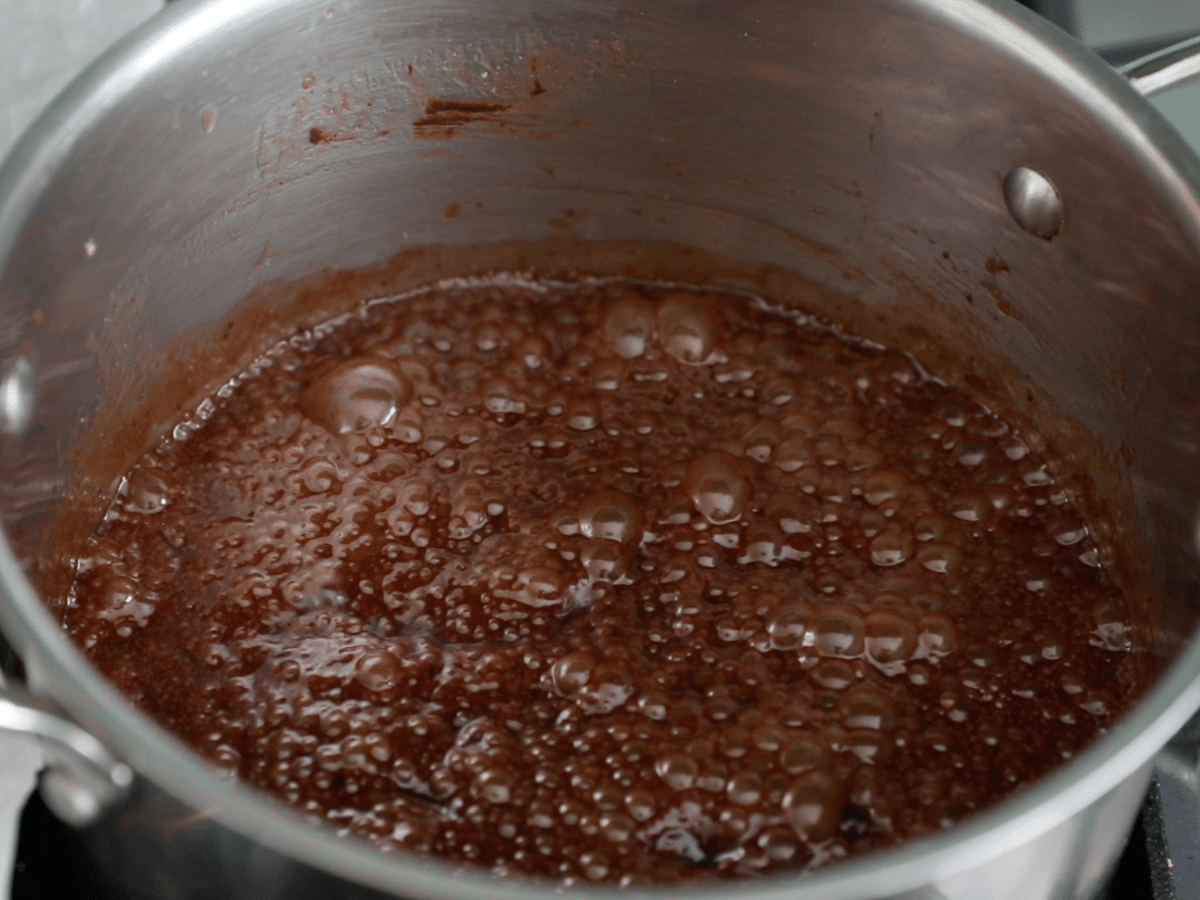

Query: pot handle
[0,680,132,826]
[1119,33,1200,97]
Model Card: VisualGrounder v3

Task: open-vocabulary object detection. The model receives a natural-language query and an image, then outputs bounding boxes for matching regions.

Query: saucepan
[3,0,1200,897]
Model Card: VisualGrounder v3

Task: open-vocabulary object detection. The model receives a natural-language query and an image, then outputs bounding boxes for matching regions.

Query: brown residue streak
[996,299,1023,322]
[308,126,335,145]
[980,280,1003,302]
[531,78,546,97]
[443,203,462,220]
[548,208,584,232]
[413,98,512,129]
[200,110,215,133]
[985,257,1010,275]
[301,72,316,90]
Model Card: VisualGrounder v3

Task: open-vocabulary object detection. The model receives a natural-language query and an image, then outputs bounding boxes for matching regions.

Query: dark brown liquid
[65,276,1138,885]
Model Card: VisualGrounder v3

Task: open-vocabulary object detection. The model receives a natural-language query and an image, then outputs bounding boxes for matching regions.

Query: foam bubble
[658,296,720,364]
[654,752,699,790]
[809,608,865,658]
[124,467,178,514]
[300,356,413,434]
[579,491,644,545]
[782,770,845,841]
[684,451,751,524]
[603,297,657,359]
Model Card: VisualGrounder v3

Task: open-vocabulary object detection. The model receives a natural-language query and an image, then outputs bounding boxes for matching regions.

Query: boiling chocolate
[64,276,1139,884]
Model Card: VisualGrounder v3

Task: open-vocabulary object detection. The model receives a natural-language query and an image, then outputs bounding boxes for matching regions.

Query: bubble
[811,659,855,689]
[863,471,907,506]
[592,358,625,391]
[916,542,962,574]
[658,295,720,364]
[822,418,865,442]
[355,650,402,692]
[636,689,670,720]
[741,526,785,565]
[578,491,644,545]
[684,451,752,524]
[509,566,567,607]
[552,652,596,694]
[868,609,912,667]
[576,665,635,715]
[766,603,810,650]
[727,769,763,805]
[1092,599,1131,651]
[840,687,898,731]
[1035,633,1063,660]
[472,322,501,351]
[752,724,786,752]
[957,442,991,466]
[966,644,997,668]
[95,575,155,628]
[511,332,553,369]
[600,812,636,842]
[581,541,627,582]
[779,736,832,774]
[655,752,699,790]
[1000,434,1029,459]
[625,788,657,821]
[743,420,782,463]
[469,767,514,804]
[567,398,601,431]
[1049,514,1087,546]
[949,493,989,522]
[844,730,891,765]
[918,614,958,656]
[1061,673,1085,695]
[809,607,865,658]
[482,377,526,415]
[870,532,912,567]
[774,437,813,473]
[913,516,946,542]
[758,825,801,862]
[124,467,177,514]
[782,769,846,842]
[814,440,844,467]
[846,446,885,471]
[1020,460,1054,486]
[300,356,412,433]
[603,297,657,359]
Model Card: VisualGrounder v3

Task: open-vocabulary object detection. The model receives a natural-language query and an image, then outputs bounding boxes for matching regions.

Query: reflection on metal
[0,684,132,826]
[1121,33,1200,98]
[0,356,34,437]
[1003,166,1064,239]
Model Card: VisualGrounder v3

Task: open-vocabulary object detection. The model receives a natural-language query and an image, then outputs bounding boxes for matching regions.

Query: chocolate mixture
[64,276,1138,884]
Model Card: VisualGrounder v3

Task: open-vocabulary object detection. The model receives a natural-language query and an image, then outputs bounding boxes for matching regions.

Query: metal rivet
[1003,166,1064,240]
[0,356,34,436]
[40,765,107,827]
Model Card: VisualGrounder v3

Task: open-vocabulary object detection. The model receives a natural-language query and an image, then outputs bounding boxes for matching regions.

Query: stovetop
[3,1,1200,899]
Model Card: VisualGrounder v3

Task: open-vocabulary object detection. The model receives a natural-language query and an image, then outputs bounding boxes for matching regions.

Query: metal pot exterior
[2,0,1200,898]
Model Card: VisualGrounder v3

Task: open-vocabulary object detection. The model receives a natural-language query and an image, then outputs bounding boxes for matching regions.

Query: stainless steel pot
[3,1,1200,898]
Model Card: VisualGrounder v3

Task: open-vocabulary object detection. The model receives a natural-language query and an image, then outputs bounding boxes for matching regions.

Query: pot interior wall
[2,0,1200,892]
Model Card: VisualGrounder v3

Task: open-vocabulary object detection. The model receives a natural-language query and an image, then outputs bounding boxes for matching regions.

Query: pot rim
[2,0,1200,897]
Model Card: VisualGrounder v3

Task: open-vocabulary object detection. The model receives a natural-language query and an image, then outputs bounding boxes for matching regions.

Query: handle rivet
[1004,166,1064,240]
